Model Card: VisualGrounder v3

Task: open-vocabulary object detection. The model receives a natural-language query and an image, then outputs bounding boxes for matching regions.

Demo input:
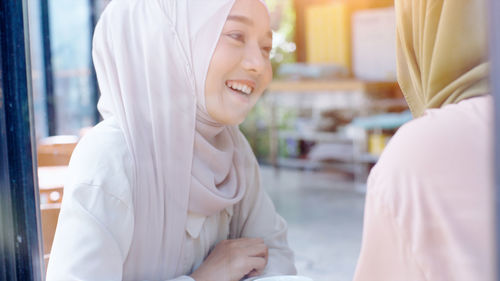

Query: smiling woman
[44,0,295,280]
[204,2,273,125]
[4,0,500,280]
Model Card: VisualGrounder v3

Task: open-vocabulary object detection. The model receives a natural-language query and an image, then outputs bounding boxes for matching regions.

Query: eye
[227,32,245,43]
[261,46,272,56]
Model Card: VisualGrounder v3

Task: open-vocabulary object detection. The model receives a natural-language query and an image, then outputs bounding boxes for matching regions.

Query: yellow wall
[306,3,351,69]
[304,0,394,73]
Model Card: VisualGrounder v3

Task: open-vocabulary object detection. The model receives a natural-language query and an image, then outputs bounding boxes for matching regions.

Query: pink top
[354,95,495,281]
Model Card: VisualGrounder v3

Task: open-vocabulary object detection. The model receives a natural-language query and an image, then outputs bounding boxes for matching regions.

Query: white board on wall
[352,7,397,81]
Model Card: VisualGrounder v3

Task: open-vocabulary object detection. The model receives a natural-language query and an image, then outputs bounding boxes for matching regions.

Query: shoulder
[364,96,495,280]
[368,96,493,198]
[67,117,134,201]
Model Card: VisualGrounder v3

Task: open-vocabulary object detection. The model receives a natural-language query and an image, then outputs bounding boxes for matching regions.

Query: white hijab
[92,0,268,278]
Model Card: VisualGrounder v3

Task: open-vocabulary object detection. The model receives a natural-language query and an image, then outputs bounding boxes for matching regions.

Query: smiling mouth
[225,80,254,95]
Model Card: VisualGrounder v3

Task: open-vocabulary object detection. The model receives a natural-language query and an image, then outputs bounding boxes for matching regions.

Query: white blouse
[46,117,296,281]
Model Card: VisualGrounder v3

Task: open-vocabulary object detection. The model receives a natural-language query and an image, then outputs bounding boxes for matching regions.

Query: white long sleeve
[46,183,194,281]
[46,118,295,280]
[46,119,196,281]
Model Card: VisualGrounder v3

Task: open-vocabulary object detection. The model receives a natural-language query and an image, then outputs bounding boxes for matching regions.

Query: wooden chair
[39,186,64,204]
[37,135,78,167]
[38,164,68,205]
[41,203,61,274]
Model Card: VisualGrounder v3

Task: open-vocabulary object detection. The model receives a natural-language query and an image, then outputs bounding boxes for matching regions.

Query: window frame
[0,0,44,280]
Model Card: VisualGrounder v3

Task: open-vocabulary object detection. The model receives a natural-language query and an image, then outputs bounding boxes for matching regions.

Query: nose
[241,42,266,75]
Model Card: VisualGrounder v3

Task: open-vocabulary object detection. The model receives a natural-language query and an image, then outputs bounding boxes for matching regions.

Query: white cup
[254,276,314,281]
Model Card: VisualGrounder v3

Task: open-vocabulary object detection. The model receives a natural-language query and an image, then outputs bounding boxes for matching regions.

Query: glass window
[49,0,94,135]
[28,0,48,139]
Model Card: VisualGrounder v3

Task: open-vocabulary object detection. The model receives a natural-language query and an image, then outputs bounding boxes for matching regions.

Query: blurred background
[31,0,410,280]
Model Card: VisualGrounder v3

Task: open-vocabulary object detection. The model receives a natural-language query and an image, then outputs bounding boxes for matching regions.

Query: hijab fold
[396,0,490,117]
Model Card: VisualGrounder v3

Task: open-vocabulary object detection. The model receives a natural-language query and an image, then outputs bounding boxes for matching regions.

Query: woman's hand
[190,238,268,281]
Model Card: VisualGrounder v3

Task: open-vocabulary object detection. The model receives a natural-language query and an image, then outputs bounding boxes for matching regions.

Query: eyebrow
[227,15,273,39]
[227,15,254,26]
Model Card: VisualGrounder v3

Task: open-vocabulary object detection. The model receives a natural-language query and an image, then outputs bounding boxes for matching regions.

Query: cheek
[207,53,241,94]
[263,63,273,85]
[206,53,234,98]
[251,65,272,105]
[211,41,241,72]
[257,63,273,94]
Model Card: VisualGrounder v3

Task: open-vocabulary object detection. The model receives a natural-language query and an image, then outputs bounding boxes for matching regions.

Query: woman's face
[205,0,272,125]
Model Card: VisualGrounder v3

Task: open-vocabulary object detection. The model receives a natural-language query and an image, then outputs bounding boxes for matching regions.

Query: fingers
[246,269,259,278]
[222,238,267,258]
[244,242,268,259]
[245,256,267,275]
[248,252,268,277]
[242,246,268,278]
[231,237,265,247]
[215,238,269,280]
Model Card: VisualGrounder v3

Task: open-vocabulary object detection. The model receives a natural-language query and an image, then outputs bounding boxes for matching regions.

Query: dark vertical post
[40,0,55,135]
[0,0,44,280]
[0,48,16,281]
[89,0,100,123]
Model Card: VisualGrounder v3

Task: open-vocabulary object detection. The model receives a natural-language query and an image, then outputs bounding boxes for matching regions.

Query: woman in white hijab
[46,0,296,280]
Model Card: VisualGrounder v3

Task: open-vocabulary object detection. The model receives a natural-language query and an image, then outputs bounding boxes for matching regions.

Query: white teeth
[226,81,253,95]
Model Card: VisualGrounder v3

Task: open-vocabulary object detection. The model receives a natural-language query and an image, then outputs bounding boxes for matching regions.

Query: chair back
[41,203,61,274]
[37,135,78,166]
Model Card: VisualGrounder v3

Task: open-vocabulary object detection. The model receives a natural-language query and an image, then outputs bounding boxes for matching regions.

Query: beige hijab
[92,0,268,279]
[396,0,490,117]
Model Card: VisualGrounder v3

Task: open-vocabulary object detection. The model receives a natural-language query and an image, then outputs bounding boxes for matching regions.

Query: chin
[208,105,251,126]
[209,113,244,126]
[228,116,246,126]
[224,113,247,126]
